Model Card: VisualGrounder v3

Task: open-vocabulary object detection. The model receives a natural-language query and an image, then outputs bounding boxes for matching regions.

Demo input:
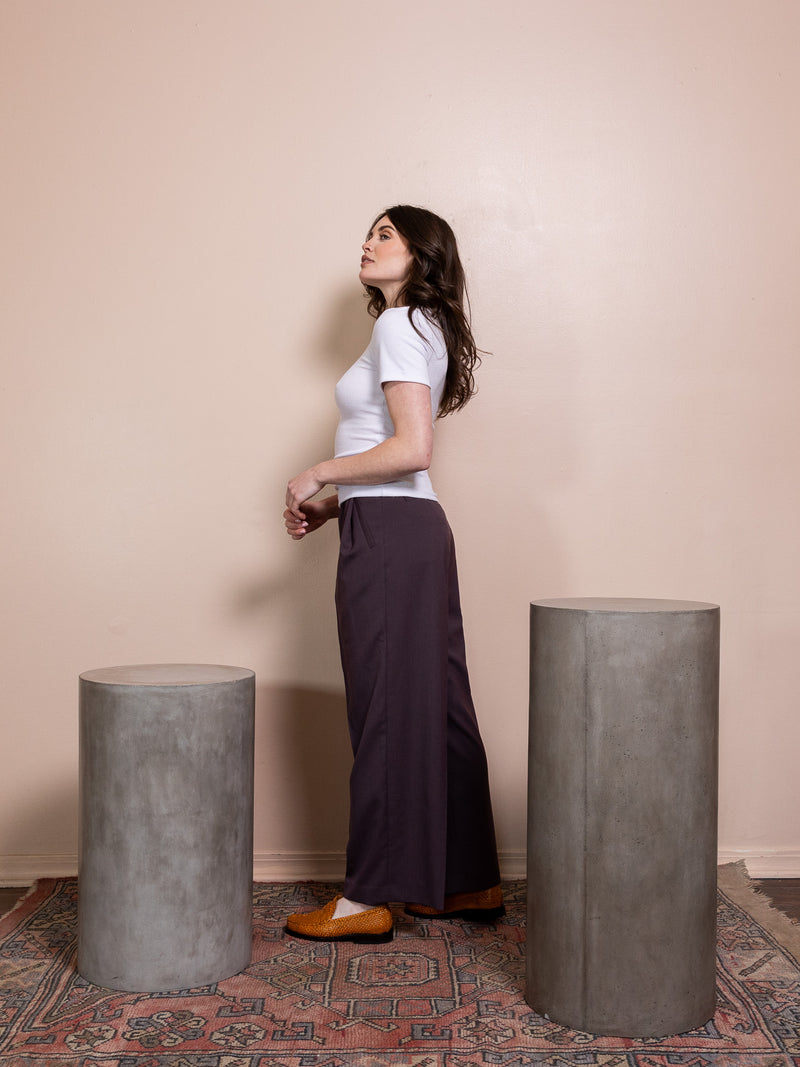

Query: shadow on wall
[314,284,373,377]
[254,684,351,855]
[247,286,373,861]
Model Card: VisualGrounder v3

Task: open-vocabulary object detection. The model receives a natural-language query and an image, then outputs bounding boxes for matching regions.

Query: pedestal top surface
[80,664,254,686]
[531,597,718,613]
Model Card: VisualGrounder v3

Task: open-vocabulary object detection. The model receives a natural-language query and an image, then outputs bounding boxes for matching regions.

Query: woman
[283,205,502,943]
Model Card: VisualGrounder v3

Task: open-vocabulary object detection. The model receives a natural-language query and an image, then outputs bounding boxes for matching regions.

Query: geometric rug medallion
[1,870,798,1065]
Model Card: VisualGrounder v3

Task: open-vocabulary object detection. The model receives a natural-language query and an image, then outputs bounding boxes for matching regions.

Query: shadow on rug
[1,868,799,1065]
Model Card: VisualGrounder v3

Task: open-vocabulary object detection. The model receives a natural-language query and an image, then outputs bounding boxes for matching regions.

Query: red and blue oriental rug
[1,866,799,1065]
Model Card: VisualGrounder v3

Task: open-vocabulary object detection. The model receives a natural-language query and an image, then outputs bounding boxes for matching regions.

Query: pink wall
[2,0,799,881]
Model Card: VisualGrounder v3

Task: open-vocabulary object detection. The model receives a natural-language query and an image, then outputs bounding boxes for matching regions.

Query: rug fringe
[718,860,800,966]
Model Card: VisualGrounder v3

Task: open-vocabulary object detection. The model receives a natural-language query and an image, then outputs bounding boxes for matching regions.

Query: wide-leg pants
[336,496,500,909]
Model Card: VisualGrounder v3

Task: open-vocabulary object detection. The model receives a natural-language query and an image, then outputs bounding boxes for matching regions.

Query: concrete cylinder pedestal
[78,663,255,992]
[527,599,719,1037]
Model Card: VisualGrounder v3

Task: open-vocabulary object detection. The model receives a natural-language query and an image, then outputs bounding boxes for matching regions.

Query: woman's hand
[285,467,325,517]
[283,494,339,540]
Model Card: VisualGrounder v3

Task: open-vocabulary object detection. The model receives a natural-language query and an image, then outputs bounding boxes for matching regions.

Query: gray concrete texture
[527,599,720,1038]
[78,664,255,992]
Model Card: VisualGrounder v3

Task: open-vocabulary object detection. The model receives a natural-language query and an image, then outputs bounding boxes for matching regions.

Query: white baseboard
[0,850,528,887]
[252,851,344,881]
[252,850,529,882]
[717,849,800,878]
[498,850,527,879]
[0,855,78,886]
[2,849,798,886]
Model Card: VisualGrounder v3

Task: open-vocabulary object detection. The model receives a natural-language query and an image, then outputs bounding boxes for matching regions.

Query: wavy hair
[363,205,481,417]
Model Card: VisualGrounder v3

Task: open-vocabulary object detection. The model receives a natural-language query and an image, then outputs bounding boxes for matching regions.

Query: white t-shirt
[334,307,448,502]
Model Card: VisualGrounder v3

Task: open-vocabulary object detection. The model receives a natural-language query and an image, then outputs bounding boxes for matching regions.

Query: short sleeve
[373,310,432,388]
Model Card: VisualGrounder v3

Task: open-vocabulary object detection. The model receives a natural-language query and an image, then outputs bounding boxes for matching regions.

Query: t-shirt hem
[337,485,439,502]
[378,372,432,387]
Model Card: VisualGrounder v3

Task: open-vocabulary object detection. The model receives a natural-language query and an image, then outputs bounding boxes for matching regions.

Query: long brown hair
[363,205,481,417]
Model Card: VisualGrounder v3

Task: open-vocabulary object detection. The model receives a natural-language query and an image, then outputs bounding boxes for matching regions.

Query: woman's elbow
[410,441,433,472]
[399,447,431,474]
[394,433,432,473]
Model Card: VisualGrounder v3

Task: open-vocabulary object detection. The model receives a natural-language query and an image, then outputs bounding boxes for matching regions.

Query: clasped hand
[284,467,327,541]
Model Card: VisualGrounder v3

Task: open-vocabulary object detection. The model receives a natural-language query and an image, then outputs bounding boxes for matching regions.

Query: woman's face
[359,215,413,304]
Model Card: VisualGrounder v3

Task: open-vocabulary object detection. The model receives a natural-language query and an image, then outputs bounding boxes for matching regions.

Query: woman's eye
[379,233,390,240]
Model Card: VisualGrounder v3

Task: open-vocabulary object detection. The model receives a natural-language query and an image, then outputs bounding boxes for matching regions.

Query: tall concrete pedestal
[527,599,719,1037]
[78,664,255,992]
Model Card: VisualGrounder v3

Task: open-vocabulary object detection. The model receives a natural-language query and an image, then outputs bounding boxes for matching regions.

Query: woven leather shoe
[285,895,393,943]
[405,884,505,922]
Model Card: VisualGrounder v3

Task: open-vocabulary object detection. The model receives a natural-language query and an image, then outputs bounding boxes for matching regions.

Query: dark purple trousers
[336,496,500,909]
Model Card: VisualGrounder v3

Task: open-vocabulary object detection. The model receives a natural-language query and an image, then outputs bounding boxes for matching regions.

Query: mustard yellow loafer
[285,895,394,943]
[405,883,505,922]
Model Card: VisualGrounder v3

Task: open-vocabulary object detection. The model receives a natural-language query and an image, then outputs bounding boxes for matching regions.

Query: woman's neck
[380,281,406,308]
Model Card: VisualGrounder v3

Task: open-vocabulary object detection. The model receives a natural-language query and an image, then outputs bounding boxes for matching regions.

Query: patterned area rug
[1,868,798,1065]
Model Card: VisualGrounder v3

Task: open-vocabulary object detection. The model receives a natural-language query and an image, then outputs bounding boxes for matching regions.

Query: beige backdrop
[2,0,799,883]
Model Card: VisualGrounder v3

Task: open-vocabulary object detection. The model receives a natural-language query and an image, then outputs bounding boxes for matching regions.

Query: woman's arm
[285,381,434,518]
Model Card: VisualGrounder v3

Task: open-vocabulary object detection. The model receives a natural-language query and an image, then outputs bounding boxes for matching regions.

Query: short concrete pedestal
[527,599,719,1037]
[78,664,255,992]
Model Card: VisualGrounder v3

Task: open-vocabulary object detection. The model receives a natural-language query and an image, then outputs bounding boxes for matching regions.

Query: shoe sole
[404,905,506,923]
[284,925,394,944]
